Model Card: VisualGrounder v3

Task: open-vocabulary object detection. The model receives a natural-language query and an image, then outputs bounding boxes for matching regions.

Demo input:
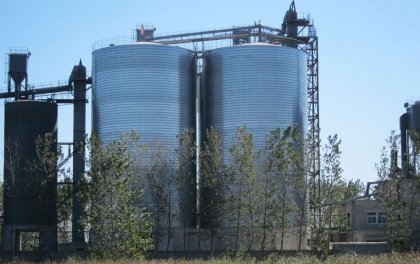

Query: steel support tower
[0,59,91,245]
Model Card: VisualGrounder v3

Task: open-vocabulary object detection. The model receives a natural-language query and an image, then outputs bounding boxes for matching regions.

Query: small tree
[80,133,152,259]
[175,128,196,251]
[376,131,410,251]
[259,136,276,253]
[342,179,365,200]
[146,138,172,254]
[57,176,73,243]
[261,127,305,252]
[199,127,229,251]
[311,134,345,254]
[31,134,76,246]
[229,126,258,252]
[3,137,22,251]
[284,127,307,251]
[26,133,59,252]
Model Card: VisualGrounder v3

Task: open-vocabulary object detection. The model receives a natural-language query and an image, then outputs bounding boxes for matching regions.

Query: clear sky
[0,0,419,184]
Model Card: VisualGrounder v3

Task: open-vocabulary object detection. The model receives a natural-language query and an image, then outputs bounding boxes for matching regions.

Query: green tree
[6,134,70,252]
[259,136,277,253]
[311,134,345,254]
[230,126,257,252]
[80,133,152,259]
[285,127,308,251]
[26,133,59,252]
[199,127,230,252]
[57,176,72,243]
[342,179,365,200]
[261,127,305,252]
[404,130,420,248]
[406,129,420,174]
[146,138,172,255]
[376,131,410,250]
[3,137,22,251]
[175,128,196,251]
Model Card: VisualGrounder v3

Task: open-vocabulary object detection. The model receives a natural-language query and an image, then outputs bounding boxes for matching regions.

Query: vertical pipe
[71,62,87,242]
[195,59,201,228]
[7,75,11,94]
[400,113,408,177]
[14,80,19,101]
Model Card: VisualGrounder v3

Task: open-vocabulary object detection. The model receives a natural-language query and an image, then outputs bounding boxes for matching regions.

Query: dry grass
[56,253,420,264]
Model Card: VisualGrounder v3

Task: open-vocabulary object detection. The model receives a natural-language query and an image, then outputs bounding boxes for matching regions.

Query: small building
[336,178,420,250]
[337,199,386,243]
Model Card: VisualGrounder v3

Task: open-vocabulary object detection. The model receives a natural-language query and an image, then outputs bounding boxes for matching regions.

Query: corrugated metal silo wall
[3,100,58,225]
[204,44,307,162]
[92,44,196,228]
[203,44,307,227]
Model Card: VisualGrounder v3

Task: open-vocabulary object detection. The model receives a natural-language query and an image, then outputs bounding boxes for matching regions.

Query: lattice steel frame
[303,37,320,227]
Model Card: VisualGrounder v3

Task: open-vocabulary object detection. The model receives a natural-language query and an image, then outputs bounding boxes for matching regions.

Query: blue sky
[1,0,419,183]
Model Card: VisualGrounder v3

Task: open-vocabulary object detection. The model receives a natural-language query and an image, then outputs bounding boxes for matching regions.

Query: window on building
[378,212,386,224]
[367,212,386,225]
[367,212,377,224]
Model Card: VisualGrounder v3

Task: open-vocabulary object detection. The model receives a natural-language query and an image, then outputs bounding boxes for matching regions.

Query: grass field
[57,253,420,264]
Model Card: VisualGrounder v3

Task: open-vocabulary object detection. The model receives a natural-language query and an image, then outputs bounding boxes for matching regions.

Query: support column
[70,60,87,243]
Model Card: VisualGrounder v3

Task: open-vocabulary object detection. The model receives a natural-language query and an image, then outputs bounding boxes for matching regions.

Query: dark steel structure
[1,51,91,249]
[69,61,88,243]
[400,101,420,176]
[7,50,30,101]
[2,100,58,251]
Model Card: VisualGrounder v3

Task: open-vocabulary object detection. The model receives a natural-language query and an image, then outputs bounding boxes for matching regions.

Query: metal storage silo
[92,43,196,231]
[202,43,308,250]
[92,43,195,147]
[203,44,307,160]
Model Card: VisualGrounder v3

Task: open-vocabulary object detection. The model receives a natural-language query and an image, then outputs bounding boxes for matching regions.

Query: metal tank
[92,43,195,148]
[203,43,307,160]
[92,43,196,229]
[2,100,58,251]
[3,100,58,226]
[400,101,420,174]
[202,43,307,248]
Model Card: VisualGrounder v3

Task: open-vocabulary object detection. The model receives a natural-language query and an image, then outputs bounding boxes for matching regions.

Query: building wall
[339,199,386,242]
[339,182,420,246]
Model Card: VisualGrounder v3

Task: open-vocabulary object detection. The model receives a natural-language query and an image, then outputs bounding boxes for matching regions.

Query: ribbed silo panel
[92,44,195,150]
[204,44,307,160]
[92,44,196,228]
